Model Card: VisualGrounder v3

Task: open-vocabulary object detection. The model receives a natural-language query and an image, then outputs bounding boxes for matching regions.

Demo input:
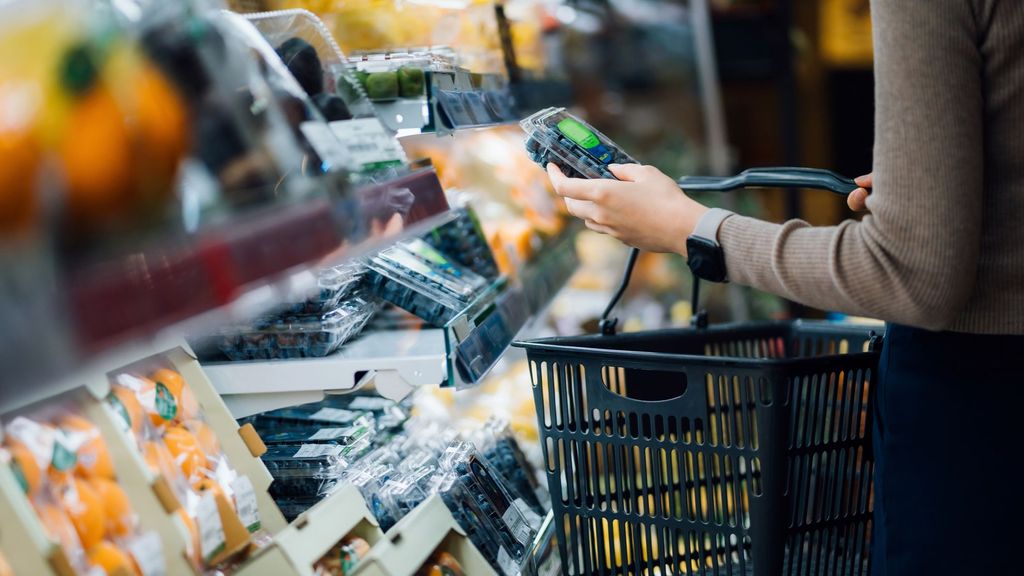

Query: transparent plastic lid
[521,107,638,180]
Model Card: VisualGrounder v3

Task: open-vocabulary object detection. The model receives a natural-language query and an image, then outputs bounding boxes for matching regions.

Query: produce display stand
[351,495,496,576]
[0,385,199,576]
[238,485,382,576]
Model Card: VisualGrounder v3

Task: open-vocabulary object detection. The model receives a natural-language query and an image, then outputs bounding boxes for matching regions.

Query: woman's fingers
[854,173,873,188]
[848,187,870,211]
[584,219,615,235]
[564,197,601,222]
[546,163,603,201]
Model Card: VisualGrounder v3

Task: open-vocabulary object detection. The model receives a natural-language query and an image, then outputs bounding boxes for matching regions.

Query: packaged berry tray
[521,107,637,180]
[251,407,372,429]
[399,238,488,293]
[218,295,376,360]
[365,245,484,327]
[257,420,374,446]
[263,443,349,499]
[283,263,366,315]
[423,207,499,280]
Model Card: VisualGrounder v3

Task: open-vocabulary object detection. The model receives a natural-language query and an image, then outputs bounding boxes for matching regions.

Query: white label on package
[293,444,344,458]
[300,121,350,170]
[347,396,395,411]
[497,546,521,576]
[502,499,535,547]
[127,531,167,576]
[514,498,544,531]
[197,492,226,562]
[328,118,405,171]
[309,407,359,423]
[231,476,261,532]
[308,427,351,440]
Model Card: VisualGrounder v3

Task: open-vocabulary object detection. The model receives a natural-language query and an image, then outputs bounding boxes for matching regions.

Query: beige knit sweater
[717,0,1024,334]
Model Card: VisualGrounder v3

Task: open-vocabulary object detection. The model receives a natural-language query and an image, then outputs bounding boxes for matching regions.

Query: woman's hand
[848,173,872,211]
[547,163,709,254]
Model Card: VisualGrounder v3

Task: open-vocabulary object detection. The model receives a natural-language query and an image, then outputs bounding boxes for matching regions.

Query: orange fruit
[108,385,145,436]
[141,440,179,479]
[184,419,220,458]
[59,414,115,480]
[62,477,105,550]
[145,368,195,425]
[7,442,43,494]
[162,426,207,481]
[131,64,189,209]
[0,118,39,234]
[60,83,133,224]
[90,477,135,538]
[176,508,200,564]
[33,501,85,559]
[88,540,139,576]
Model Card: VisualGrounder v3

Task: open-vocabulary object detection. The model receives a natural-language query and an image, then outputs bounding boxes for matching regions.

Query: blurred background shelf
[375,71,519,136]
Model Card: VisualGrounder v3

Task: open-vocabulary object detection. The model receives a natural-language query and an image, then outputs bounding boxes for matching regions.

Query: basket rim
[512,319,882,370]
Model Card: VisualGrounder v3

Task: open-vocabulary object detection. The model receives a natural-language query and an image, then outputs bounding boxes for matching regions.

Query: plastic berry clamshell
[521,107,638,180]
[262,443,348,499]
[365,245,484,327]
[218,295,377,360]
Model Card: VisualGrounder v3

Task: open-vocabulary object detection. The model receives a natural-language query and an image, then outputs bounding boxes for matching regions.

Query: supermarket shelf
[0,169,453,411]
[240,484,383,576]
[200,224,579,417]
[352,495,495,576]
[520,226,581,316]
[374,70,519,136]
[203,328,449,417]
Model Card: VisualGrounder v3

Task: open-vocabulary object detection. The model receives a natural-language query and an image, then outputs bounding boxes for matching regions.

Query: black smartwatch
[686,208,734,283]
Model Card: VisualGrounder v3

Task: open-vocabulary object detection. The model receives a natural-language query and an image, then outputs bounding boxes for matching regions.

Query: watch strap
[691,207,735,245]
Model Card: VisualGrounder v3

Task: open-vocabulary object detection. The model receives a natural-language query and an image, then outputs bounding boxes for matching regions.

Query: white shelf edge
[202,328,448,417]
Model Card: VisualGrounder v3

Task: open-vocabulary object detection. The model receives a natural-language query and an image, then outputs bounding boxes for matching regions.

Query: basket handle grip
[677,167,859,196]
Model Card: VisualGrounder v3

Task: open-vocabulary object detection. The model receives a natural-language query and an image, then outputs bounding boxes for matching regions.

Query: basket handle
[599,167,863,334]
[677,167,859,196]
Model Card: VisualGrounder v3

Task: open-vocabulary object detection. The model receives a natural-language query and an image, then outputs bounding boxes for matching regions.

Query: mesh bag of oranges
[108,362,261,568]
[2,404,166,576]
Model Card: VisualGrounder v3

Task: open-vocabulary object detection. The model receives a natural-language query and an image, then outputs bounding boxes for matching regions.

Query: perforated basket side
[519,322,880,576]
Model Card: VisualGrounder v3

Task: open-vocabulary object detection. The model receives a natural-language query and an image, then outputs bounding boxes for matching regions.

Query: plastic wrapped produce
[218,295,377,361]
[262,443,348,500]
[423,206,500,280]
[365,243,486,327]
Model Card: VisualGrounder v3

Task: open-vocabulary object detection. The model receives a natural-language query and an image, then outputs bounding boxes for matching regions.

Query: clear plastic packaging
[2,402,167,576]
[365,244,486,327]
[250,407,372,428]
[262,443,348,500]
[255,420,375,447]
[217,295,377,360]
[521,107,638,180]
[244,9,410,179]
[282,261,366,315]
[106,359,262,567]
[376,465,437,530]
[423,206,500,281]
[471,418,544,514]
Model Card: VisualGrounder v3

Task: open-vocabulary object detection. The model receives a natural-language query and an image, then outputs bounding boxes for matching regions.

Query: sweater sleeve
[715,0,985,330]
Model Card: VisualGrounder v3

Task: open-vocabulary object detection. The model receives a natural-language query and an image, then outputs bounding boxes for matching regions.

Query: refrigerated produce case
[0,1,746,575]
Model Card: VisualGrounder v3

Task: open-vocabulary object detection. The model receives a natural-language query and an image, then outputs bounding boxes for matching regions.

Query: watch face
[687,236,727,283]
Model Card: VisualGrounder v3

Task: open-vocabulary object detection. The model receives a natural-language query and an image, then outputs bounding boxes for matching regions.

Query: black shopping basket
[514,168,883,576]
